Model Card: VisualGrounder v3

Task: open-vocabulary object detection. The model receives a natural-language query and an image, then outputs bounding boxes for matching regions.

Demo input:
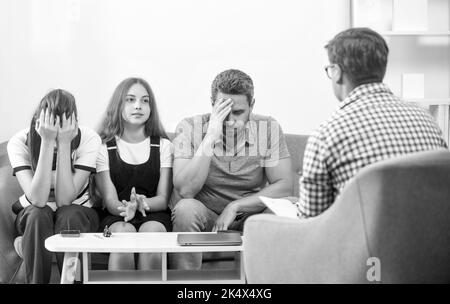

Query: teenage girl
[95,78,173,270]
[7,89,101,283]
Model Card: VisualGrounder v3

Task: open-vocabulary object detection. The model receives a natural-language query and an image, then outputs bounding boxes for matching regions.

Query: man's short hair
[211,69,254,105]
[325,27,389,86]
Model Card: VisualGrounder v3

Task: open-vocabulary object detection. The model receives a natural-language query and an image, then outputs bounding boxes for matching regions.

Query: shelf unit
[350,0,450,144]
[405,98,450,105]
[380,31,450,36]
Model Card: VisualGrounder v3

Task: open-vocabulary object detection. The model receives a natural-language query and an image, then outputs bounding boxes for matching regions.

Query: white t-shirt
[7,125,101,210]
[96,137,173,173]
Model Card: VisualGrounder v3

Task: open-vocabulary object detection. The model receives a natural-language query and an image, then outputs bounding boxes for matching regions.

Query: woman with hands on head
[95,77,173,270]
[7,89,101,283]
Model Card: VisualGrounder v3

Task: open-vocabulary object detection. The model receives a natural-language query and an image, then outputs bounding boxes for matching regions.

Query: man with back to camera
[169,69,294,270]
[297,27,448,218]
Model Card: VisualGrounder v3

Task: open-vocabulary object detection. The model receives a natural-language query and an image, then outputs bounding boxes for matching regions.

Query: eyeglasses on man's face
[324,64,338,79]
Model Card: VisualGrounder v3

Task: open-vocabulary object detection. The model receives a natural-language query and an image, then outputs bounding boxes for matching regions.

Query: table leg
[60,252,79,284]
[82,252,89,283]
[162,253,167,281]
[235,251,245,283]
[239,251,246,283]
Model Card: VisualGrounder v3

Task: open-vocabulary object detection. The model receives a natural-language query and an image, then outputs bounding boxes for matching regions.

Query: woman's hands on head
[57,112,78,145]
[36,110,78,145]
[35,108,59,143]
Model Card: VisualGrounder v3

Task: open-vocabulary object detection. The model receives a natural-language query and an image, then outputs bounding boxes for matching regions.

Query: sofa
[243,149,450,283]
[0,133,309,283]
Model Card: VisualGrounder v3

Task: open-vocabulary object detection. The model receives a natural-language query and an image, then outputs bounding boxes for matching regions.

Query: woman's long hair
[28,89,80,171]
[98,77,168,143]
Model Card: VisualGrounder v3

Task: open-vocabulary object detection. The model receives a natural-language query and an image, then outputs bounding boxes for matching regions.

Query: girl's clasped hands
[117,187,150,222]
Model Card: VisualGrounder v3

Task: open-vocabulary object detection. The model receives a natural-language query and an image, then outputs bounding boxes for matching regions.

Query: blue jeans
[169,198,250,270]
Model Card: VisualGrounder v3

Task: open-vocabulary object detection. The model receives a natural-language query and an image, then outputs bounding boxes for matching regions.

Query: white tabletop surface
[45,232,243,253]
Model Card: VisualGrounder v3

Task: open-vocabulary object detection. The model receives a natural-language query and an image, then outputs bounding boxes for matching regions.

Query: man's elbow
[174,178,197,199]
[174,182,199,199]
[177,186,197,199]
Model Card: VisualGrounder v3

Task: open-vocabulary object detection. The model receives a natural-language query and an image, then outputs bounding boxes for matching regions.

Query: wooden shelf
[380,31,450,36]
[87,270,162,284]
[167,269,242,283]
[405,98,450,105]
[84,269,244,284]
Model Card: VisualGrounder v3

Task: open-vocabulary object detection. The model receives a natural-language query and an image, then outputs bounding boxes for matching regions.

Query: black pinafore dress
[98,136,172,231]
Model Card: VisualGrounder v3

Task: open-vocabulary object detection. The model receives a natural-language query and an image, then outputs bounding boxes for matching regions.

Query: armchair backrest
[243,149,450,283]
[354,149,450,283]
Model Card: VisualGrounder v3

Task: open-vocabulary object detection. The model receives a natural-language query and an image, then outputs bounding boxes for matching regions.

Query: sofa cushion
[285,134,309,197]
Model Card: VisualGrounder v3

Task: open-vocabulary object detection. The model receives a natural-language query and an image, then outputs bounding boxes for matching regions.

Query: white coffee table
[44,232,245,284]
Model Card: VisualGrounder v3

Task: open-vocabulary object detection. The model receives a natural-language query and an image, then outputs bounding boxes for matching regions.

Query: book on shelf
[401,73,425,99]
[352,0,432,33]
[393,0,428,31]
[351,0,393,31]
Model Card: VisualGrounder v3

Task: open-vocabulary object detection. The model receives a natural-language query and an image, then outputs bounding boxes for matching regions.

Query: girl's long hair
[98,77,168,143]
[28,89,80,171]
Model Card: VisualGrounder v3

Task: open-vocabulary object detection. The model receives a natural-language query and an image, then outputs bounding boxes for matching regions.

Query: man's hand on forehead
[207,97,234,142]
[214,97,233,107]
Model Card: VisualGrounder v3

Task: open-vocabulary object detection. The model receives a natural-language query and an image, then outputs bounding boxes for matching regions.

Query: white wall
[1,0,348,142]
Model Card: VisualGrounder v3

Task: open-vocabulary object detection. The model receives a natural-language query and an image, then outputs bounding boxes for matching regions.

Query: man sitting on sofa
[170,69,293,270]
[298,27,448,218]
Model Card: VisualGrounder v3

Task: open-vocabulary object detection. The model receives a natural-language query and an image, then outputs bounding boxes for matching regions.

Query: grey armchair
[243,150,450,283]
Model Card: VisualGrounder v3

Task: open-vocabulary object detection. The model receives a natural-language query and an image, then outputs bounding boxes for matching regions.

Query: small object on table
[103,225,112,237]
[60,230,80,238]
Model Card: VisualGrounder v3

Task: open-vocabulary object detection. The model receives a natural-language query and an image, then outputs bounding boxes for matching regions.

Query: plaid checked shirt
[298,82,448,218]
